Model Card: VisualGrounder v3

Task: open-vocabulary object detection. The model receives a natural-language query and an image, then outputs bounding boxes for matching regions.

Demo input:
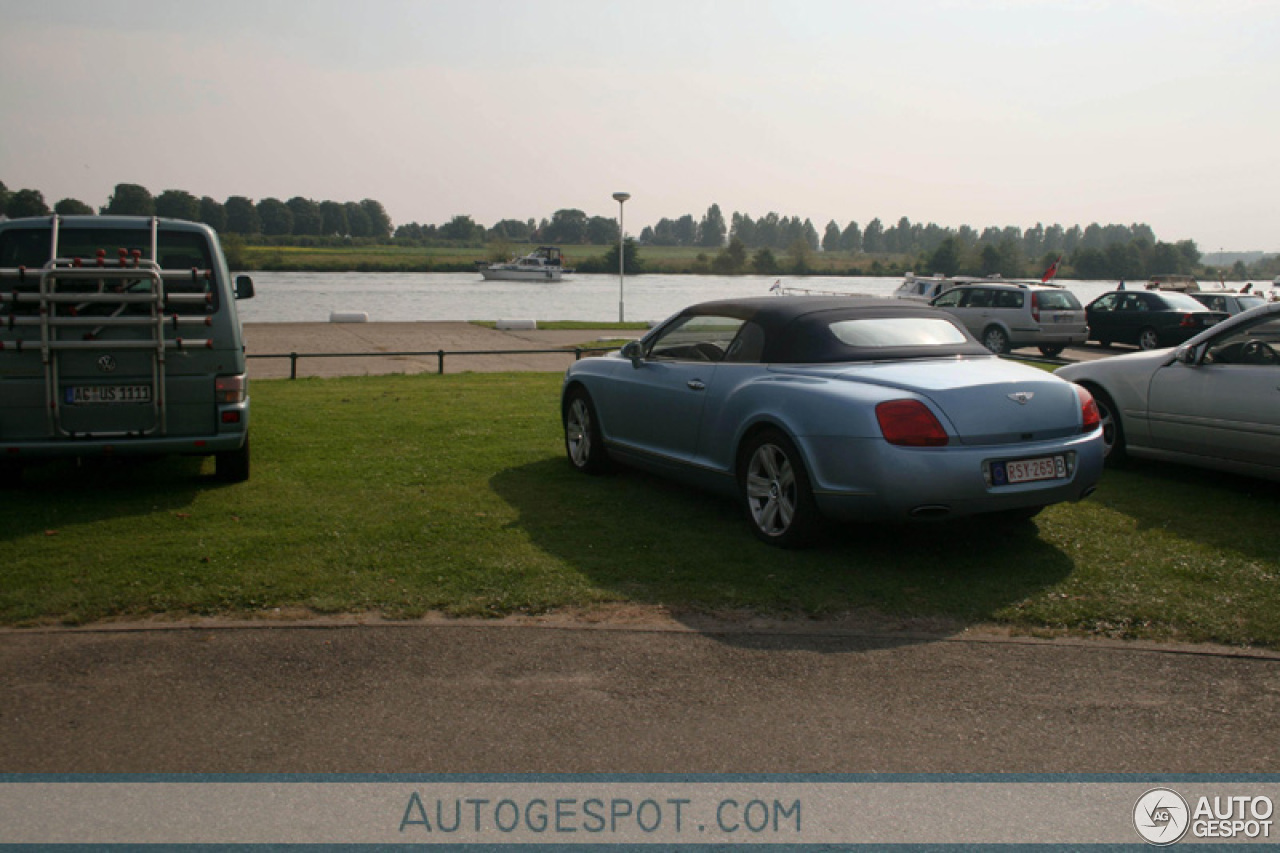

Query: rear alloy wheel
[1038,344,1065,358]
[563,388,611,475]
[739,429,818,548]
[1137,326,1161,351]
[982,326,1011,355]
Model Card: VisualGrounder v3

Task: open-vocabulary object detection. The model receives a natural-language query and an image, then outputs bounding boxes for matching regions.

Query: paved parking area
[243,322,1120,380]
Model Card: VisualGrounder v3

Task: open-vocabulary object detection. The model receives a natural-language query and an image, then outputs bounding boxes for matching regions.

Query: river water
[235,271,1160,325]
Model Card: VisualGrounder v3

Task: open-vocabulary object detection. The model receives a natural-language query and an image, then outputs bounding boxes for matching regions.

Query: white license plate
[997,455,1066,485]
[65,385,153,404]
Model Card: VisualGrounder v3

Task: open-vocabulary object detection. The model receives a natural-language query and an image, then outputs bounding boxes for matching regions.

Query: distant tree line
[0,181,393,239]
[3,179,1272,279]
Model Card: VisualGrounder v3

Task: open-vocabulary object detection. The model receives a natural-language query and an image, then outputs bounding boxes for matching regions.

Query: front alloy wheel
[1089,386,1127,465]
[740,429,817,548]
[564,388,610,474]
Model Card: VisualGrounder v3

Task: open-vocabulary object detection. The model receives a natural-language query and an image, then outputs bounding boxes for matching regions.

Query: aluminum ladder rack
[0,216,216,439]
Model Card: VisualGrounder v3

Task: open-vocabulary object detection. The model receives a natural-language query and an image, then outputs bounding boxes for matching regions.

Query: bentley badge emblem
[97,355,117,373]
[1008,391,1034,405]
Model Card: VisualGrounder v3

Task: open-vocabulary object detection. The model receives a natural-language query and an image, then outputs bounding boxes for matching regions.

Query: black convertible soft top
[670,296,992,363]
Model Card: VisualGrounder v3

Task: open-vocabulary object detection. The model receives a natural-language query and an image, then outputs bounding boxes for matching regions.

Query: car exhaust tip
[910,505,951,519]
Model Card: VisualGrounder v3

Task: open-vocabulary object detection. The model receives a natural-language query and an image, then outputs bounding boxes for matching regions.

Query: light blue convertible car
[561,297,1105,546]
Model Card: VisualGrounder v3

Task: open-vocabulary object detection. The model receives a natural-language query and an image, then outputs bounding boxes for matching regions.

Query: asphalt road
[2,617,1277,773]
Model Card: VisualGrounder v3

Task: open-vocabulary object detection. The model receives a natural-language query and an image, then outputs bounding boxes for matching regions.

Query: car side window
[965,289,991,308]
[647,314,746,362]
[1204,315,1280,367]
[996,290,1023,309]
[723,321,766,363]
[933,289,963,308]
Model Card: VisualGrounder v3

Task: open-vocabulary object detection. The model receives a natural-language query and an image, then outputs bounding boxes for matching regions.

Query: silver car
[562,297,1105,547]
[1057,302,1280,482]
[930,281,1088,357]
[1190,290,1268,315]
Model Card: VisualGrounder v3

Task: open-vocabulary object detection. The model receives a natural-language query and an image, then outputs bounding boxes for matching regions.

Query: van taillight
[1031,293,1040,322]
[215,374,246,404]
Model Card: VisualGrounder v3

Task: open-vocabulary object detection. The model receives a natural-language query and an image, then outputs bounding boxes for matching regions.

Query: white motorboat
[478,246,572,282]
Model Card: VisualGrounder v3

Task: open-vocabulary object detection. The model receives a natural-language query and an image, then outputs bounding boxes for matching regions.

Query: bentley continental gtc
[561,297,1105,547]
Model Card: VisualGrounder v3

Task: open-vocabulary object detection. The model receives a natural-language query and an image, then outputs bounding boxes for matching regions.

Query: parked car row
[919,279,1241,356]
[561,292,1279,546]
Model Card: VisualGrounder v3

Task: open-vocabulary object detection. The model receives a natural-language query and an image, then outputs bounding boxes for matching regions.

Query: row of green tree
[5,179,1274,280]
[0,182,393,239]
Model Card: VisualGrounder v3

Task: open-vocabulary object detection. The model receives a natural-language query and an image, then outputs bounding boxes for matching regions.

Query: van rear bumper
[2,427,247,460]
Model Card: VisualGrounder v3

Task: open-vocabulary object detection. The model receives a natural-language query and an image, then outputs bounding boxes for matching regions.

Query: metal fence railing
[247,347,613,379]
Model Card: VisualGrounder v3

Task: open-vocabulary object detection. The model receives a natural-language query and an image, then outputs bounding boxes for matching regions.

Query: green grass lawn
[3,372,1278,648]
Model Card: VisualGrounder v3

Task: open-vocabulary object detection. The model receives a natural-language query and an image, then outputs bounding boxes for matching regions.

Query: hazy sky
[2,0,1277,250]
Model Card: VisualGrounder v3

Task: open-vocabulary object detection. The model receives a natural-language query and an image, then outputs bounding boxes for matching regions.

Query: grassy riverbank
[3,372,1278,648]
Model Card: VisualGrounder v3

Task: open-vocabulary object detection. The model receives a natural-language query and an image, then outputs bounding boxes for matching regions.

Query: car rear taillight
[1030,292,1040,323]
[215,374,247,404]
[876,399,949,447]
[1180,313,1198,328]
[1075,385,1100,433]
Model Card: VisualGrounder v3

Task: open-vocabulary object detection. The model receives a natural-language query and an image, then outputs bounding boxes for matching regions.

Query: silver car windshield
[828,317,969,347]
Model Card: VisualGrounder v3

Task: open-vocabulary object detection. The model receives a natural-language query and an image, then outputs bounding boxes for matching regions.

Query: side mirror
[620,340,644,367]
[234,275,255,300]
[1174,344,1200,366]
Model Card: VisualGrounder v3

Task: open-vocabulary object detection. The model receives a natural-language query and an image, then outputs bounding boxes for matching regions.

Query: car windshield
[1037,290,1081,310]
[828,317,969,347]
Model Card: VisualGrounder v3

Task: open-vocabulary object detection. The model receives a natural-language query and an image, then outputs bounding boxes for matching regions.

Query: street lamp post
[612,192,630,322]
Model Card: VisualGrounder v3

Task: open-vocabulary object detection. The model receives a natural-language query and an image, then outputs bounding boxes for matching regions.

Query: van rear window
[0,228,218,317]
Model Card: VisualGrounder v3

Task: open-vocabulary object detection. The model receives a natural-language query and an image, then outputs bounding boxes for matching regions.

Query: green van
[0,216,254,483]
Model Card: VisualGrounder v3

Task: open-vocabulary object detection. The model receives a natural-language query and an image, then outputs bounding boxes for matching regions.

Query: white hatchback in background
[931,281,1088,357]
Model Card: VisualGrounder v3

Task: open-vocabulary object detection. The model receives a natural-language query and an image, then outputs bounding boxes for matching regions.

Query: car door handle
[687,379,706,391]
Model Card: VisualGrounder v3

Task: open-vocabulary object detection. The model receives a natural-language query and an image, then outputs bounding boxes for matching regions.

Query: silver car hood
[778,357,1084,445]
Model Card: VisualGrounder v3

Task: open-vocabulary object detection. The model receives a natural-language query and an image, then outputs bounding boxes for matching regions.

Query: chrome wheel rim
[1139,329,1159,350]
[984,329,1007,353]
[745,443,796,537]
[566,398,591,467]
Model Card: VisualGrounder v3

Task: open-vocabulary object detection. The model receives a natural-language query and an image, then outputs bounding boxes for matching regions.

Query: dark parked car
[1085,290,1228,351]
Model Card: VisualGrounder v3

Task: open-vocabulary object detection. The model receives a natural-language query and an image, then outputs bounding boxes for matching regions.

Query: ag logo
[1134,788,1190,845]
[97,354,117,373]
[1007,391,1034,405]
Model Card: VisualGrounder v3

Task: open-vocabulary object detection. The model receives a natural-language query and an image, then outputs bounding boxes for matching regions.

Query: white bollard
[329,312,369,323]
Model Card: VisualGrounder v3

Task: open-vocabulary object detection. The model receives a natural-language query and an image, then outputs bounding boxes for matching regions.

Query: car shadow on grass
[0,456,205,544]
[490,458,1076,651]
[1086,459,1280,566]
